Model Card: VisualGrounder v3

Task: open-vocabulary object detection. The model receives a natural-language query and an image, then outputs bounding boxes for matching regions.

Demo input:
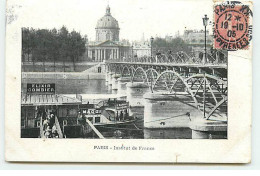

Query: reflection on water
[130,107,192,139]
[144,128,192,139]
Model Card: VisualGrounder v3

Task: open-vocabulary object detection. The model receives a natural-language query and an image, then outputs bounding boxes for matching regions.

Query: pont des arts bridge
[104,51,228,139]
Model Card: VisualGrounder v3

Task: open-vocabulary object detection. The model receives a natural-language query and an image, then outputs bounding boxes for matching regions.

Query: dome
[96,5,119,29]
[96,16,119,29]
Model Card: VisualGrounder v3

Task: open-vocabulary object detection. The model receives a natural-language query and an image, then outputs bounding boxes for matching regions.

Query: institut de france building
[87,5,131,62]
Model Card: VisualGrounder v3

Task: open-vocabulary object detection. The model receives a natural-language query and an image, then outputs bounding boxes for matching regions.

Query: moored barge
[21,93,137,138]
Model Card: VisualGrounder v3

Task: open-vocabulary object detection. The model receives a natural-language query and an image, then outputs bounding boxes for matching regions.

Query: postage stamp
[213,1,253,50]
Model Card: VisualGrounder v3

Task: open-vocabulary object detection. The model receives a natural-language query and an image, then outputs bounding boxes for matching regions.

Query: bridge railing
[108,51,227,65]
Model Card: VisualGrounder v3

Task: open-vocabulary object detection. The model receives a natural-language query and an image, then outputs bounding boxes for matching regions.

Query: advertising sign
[27,83,55,94]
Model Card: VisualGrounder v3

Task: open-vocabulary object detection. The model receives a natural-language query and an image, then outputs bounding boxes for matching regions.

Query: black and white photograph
[4,0,253,163]
[19,0,229,139]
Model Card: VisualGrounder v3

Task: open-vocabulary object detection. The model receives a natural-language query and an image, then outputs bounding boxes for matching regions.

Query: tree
[152,37,191,54]
[21,26,87,71]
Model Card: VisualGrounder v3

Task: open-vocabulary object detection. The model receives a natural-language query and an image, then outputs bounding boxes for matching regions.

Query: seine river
[22,78,192,139]
[22,78,110,94]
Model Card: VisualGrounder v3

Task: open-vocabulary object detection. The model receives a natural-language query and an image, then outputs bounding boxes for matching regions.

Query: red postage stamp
[213,2,253,50]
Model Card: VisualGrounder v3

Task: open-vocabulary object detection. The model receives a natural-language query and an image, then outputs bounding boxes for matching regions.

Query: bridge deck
[105,61,227,69]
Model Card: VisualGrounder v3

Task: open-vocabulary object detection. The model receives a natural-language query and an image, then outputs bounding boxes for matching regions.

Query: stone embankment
[22,63,106,80]
[22,72,105,80]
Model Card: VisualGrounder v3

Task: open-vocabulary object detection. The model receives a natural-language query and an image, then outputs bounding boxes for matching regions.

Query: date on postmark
[213,1,253,50]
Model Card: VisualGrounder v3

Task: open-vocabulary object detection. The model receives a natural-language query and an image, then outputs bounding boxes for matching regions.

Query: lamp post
[132,45,134,62]
[202,15,209,118]
[202,14,209,65]
[150,37,154,60]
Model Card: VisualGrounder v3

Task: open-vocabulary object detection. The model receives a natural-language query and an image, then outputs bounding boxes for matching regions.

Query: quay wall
[22,61,101,72]
[22,72,106,80]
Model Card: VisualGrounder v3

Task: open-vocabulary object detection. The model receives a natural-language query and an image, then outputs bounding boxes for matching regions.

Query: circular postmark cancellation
[213,2,253,50]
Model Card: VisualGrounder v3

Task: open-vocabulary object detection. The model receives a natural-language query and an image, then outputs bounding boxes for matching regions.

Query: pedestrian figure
[199,52,204,62]
[125,109,129,120]
[120,111,123,121]
[43,118,49,131]
[44,125,52,138]
[49,114,55,129]
[52,125,59,138]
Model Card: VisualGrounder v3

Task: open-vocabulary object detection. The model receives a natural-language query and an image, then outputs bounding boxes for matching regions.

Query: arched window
[106,33,110,40]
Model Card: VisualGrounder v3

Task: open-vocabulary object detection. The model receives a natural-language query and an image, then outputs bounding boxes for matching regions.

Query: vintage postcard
[5,0,252,163]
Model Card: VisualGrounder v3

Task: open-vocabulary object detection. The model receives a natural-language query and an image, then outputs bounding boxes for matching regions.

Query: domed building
[95,5,119,42]
[88,5,131,62]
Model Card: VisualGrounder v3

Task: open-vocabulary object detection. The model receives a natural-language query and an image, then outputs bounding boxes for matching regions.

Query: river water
[22,78,111,94]
[22,78,192,139]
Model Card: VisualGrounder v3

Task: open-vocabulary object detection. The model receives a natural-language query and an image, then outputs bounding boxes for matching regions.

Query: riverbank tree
[152,37,191,55]
[22,26,87,71]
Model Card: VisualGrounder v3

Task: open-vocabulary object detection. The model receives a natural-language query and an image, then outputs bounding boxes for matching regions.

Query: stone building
[182,29,213,53]
[87,5,131,62]
[132,40,151,57]
[95,5,119,42]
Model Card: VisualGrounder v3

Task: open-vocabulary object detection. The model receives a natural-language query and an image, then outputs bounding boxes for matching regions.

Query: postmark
[213,1,253,50]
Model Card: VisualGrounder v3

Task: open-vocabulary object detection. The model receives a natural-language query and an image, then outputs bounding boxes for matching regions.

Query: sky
[12,0,214,41]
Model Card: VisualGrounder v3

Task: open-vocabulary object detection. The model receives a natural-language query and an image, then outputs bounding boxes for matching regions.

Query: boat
[77,98,139,138]
[21,93,138,138]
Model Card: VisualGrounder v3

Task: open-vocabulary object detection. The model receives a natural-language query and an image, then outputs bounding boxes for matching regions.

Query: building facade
[88,5,131,62]
[132,40,151,57]
[182,29,213,53]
